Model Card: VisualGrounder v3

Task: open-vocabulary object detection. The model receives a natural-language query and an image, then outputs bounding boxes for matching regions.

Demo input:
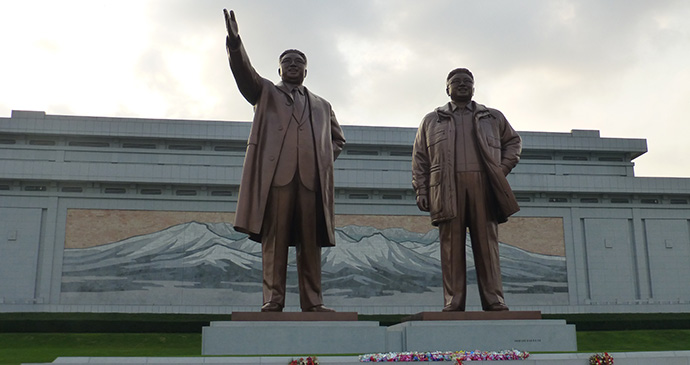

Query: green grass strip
[577,329,690,352]
[0,333,200,365]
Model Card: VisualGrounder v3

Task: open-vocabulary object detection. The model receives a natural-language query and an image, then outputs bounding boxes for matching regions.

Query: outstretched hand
[223,9,240,49]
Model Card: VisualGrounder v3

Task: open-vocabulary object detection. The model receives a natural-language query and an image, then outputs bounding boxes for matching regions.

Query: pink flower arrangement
[359,349,530,361]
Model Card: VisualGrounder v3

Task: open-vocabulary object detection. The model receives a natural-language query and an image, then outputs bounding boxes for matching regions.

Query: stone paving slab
[21,351,690,364]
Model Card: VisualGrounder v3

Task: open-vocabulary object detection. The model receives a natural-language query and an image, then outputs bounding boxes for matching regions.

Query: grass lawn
[577,329,690,352]
[0,333,200,365]
[2,330,690,365]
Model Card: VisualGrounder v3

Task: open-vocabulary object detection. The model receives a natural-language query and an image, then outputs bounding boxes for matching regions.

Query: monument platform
[201,310,576,355]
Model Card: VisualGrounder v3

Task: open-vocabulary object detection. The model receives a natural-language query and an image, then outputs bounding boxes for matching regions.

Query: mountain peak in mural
[62,221,566,298]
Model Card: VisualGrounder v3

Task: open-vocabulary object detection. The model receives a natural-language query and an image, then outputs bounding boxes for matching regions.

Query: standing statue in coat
[223,9,346,312]
[412,68,521,312]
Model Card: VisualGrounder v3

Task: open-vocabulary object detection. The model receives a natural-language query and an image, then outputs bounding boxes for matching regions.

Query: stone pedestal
[388,312,576,352]
[201,310,576,356]
[202,312,385,356]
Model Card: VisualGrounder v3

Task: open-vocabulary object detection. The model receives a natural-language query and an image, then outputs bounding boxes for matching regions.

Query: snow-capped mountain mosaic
[60,222,567,307]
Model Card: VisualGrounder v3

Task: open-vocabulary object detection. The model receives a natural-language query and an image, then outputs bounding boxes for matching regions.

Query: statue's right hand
[223,9,240,48]
[416,195,430,212]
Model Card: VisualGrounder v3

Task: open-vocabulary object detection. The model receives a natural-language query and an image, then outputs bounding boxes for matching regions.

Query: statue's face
[278,52,307,84]
[446,73,474,103]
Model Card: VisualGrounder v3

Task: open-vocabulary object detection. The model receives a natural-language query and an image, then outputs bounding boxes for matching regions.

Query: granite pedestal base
[387,318,577,352]
[202,320,386,356]
[201,311,576,355]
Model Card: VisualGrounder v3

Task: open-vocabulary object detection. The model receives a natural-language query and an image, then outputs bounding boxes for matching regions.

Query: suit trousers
[261,175,323,310]
[438,171,506,311]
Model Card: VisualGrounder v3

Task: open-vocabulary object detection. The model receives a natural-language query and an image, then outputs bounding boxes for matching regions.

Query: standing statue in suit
[223,9,346,312]
[412,68,521,312]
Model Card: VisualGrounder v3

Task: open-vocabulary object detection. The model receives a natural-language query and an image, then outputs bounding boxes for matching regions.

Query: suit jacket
[227,39,346,245]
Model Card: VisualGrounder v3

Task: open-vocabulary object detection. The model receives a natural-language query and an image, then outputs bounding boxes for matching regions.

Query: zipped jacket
[412,101,522,224]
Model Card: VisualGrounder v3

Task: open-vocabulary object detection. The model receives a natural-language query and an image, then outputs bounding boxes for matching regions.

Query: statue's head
[446,68,474,103]
[278,49,307,85]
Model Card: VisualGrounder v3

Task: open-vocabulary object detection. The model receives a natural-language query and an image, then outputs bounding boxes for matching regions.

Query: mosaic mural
[61,209,567,309]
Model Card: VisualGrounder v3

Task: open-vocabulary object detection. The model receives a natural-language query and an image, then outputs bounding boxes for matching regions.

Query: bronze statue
[412,68,522,312]
[223,9,345,312]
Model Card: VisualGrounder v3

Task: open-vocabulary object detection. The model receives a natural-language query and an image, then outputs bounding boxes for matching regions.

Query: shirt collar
[449,100,474,113]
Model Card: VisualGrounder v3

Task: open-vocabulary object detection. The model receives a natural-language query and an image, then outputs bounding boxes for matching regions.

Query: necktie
[292,88,306,122]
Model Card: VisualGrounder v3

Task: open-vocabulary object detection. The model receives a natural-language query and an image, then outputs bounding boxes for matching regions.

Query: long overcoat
[227,40,346,245]
[412,101,521,225]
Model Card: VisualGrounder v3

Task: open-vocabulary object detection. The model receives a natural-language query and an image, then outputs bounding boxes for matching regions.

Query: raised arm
[223,9,240,49]
[222,9,263,105]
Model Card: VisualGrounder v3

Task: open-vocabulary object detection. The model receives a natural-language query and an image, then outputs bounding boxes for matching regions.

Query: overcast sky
[2,1,690,177]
